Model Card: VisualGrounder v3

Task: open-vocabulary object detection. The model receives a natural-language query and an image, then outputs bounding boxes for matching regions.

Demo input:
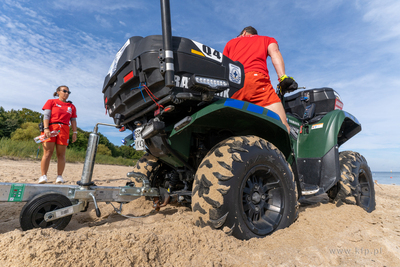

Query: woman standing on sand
[38,85,78,184]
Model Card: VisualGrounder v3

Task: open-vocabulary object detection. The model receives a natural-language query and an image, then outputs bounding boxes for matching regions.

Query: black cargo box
[102,35,244,124]
[284,87,343,119]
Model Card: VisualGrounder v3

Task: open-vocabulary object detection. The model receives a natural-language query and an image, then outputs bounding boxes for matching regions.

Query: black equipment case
[284,87,343,119]
[102,35,245,125]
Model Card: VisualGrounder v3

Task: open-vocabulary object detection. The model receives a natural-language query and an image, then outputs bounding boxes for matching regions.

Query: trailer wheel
[192,136,298,240]
[329,151,375,212]
[20,193,72,231]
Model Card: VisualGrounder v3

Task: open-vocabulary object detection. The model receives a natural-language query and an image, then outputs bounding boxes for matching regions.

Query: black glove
[278,75,298,94]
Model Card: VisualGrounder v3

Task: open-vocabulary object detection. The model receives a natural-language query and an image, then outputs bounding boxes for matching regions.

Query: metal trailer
[0,122,164,230]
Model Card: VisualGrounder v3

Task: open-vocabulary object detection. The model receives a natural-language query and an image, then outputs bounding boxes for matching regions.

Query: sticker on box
[311,123,324,130]
[335,99,344,110]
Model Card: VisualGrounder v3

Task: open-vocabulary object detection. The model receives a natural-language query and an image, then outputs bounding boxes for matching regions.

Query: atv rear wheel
[192,136,298,240]
[329,151,375,212]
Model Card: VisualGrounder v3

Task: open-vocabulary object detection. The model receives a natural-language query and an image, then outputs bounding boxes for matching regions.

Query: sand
[0,158,399,266]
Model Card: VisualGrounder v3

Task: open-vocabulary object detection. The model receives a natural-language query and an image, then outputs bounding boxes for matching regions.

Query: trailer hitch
[153,188,171,211]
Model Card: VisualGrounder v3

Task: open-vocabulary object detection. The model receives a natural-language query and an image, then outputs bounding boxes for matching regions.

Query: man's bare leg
[264,102,290,133]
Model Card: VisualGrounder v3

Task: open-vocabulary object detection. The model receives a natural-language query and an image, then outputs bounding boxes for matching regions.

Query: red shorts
[42,124,70,146]
[231,71,281,107]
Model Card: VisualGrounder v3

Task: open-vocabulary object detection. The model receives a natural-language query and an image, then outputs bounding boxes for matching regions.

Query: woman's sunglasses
[62,89,71,94]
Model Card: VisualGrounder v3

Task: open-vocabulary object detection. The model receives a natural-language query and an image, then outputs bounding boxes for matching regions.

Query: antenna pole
[160,0,175,87]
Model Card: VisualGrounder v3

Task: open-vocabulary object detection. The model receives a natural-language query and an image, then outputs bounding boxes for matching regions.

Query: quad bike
[0,0,374,240]
[101,0,375,239]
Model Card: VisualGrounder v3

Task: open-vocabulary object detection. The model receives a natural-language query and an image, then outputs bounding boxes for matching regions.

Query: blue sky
[0,0,399,172]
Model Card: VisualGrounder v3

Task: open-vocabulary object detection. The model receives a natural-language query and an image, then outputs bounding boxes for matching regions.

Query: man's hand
[278,75,298,94]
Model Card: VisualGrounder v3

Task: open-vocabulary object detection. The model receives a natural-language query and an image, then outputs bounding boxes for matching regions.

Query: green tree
[0,107,21,138]
[11,122,41,141]
[97,144,112,156]
[118,145,133,158]
[0,106,5,137]
[117,145,144,159]
[18,108,42,123]
[0,107,42,138]
[97,132,121,157]
[132,149,145,159]
[68,128,90,151]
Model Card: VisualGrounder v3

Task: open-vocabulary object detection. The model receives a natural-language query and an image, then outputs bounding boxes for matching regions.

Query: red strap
[143,84,164,109]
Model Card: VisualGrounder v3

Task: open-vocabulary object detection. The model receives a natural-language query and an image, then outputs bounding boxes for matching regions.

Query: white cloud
[51,0,148,13]
[294,0,345,14]
[0,2,119,128]
[361,0,400,40]
[95,15,112,29]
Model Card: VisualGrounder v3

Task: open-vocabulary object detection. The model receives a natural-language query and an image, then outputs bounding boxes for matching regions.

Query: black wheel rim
[31,201,65,229]
[241,165,284,236]
[357,169,372,209]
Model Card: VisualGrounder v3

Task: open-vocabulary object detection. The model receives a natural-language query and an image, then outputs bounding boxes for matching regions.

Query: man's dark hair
[239,26,258,36]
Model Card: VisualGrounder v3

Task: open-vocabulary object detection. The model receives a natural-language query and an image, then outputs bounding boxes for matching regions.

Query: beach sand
[0,158,399,266]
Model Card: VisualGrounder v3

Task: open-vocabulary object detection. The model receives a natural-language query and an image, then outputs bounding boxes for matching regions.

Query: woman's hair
[53,85,69,97]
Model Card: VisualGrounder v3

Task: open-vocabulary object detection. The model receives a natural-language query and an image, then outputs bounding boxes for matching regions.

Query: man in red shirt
[223,26,297,132]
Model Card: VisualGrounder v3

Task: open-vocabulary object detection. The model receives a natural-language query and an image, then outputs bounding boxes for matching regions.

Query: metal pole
[79,123,118,186]
[160,0,175,87]
[79,132,99,186]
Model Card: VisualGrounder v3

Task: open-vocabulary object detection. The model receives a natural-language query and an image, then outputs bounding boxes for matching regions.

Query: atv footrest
[301,183,320,195]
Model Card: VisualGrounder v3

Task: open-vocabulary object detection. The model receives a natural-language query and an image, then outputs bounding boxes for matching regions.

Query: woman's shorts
[42,124,70,146]
[231,71,281,107]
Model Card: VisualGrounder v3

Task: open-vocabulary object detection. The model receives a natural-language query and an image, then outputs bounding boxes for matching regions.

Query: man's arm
[268,43,285,79]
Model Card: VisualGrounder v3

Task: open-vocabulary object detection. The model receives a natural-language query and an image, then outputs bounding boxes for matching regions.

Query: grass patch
[0,138,137,166]
[95,155,135,166]
[0,137,40,159]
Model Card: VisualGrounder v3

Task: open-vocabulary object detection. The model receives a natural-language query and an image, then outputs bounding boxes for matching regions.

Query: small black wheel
[328,151,375,212]
[20,193,72,231]
[192,136,298,240]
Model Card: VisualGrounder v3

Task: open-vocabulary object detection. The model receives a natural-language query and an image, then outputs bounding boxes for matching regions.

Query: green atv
[0,0,373,237]
[102,0,375,240]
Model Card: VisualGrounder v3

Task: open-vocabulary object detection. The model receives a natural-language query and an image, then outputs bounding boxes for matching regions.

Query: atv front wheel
[329,151,375,212]
[192,136,298,240]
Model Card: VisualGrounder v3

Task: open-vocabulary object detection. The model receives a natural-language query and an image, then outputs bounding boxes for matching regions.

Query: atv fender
[294,110,361,159]
[169,98,291,161]
[292,110,361,191]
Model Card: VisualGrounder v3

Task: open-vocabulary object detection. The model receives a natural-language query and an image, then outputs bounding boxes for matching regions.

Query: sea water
[372,172,400,185]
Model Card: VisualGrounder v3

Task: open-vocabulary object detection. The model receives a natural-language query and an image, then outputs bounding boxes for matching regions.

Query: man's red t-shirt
[223,35,278,78]
[42,99,77,125]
